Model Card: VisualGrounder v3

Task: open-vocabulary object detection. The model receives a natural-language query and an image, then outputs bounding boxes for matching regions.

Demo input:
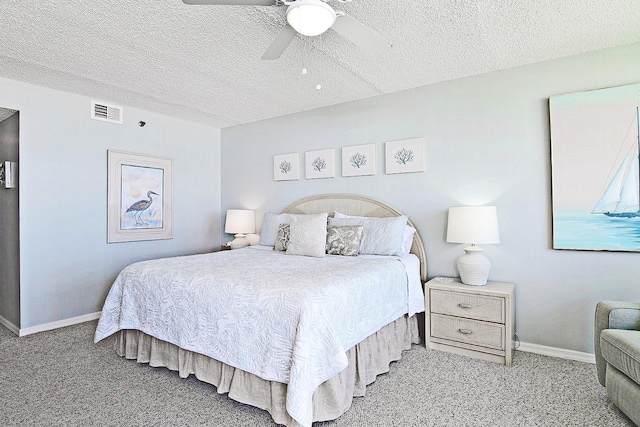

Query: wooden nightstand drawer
[431,289,504,323]
[431,313,505,350]
[425,278,515,366]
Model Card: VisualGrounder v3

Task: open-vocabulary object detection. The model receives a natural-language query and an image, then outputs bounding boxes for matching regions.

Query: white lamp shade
[286,0,336,37]
[224,209,256,235]
[446,206,500,245]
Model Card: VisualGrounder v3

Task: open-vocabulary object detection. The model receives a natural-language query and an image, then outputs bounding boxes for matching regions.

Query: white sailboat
[592,104,640,218]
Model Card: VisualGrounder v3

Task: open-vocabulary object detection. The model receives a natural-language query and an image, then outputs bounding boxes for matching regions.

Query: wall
[0,76,222,330]
[221,42,640,354]
[0,112,20,327]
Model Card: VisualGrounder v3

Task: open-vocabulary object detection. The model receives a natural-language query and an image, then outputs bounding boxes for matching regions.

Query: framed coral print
[385,137,425,174]
[550,83,640,251]
[274,153,299,181]
[305,148,335,179]
[107,150,173,243]
[342,144,375,177]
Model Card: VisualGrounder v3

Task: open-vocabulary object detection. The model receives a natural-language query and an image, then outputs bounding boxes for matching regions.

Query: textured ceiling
[0,0,639,128]
[0,108,17,123]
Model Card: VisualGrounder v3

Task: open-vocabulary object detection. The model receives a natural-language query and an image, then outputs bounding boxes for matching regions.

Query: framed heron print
[107,150,173,243]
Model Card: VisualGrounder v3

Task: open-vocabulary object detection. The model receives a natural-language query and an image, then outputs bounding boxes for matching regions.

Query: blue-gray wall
[3,42,639,352]
[0,76,222,330]
[221,42,640,353]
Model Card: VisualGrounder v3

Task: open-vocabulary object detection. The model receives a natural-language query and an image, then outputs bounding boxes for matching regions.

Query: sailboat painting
[551,83,640,251]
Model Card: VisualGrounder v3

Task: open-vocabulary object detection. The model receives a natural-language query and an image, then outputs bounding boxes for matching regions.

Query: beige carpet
[0,321,633,426]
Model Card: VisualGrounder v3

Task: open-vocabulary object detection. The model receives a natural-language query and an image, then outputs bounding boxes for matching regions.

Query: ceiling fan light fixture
[286,0,336,37]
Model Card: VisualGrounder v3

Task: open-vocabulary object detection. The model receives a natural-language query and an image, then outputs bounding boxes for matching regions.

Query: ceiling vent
[91,100,123,124]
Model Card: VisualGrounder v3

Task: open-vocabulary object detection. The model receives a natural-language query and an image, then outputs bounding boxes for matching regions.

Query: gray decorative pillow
[274,224,290,251]
[326,225,363,256]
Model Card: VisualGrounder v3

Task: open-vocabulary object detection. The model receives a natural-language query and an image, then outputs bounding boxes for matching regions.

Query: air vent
[91,100,123,124]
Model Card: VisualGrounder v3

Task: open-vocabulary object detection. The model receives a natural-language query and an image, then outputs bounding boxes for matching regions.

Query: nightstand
[425,277,515,366]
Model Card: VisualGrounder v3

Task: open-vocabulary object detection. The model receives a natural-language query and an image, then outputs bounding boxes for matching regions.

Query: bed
[94,194,427,427]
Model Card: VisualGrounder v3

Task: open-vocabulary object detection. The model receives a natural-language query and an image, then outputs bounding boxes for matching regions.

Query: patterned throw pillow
[326,225,363,256]
[274,224,290,251]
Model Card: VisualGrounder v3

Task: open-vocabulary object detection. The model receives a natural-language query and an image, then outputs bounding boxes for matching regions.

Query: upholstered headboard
[282,194,427,282]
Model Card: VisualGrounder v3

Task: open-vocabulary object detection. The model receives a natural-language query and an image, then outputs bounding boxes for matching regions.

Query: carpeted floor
[0,321,633,426]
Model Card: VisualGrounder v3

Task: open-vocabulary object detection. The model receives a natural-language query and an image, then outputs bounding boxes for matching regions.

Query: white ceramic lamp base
[229,234,250,249]
[245,233,261,246]
[457,246,491,286]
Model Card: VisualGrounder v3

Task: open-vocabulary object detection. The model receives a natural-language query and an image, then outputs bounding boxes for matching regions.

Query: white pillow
[328,215,407,256]
[403,226,417,254]
[258,213,280,246]
[334,211,416,254]
[286,213,328,258]
[258,212,298,246]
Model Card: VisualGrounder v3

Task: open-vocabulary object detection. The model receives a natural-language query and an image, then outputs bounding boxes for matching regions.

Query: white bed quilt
[94,247,423,427]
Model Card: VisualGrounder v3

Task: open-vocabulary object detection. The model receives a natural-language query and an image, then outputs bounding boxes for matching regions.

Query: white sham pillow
[333,211,416,254]
[258,212,301,246]
[286,212,328,258]
[402,225,417,254]
[328,215,407,256]
[258,213,280,246]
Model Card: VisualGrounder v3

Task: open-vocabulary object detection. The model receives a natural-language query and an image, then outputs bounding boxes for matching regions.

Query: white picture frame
[107,150,173,243]
[305,148,335,179]
[274,153,299,181]
[342,144,376,177]
[385,137,425,174]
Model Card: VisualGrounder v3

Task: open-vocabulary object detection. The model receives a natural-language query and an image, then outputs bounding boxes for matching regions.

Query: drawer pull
[458,303,473,309]
[458,328,473,335]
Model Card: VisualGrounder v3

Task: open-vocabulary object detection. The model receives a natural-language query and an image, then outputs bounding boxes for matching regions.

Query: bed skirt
[114,314,420,426]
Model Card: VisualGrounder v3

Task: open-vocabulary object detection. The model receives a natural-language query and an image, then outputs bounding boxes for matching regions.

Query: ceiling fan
[182,0,392,60]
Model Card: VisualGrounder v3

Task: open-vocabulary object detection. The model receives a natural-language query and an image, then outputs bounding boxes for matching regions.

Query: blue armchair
[595,301,640,425]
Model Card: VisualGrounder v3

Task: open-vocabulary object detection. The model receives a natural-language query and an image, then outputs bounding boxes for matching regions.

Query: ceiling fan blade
[261,24,297,60]
[182,0,276,5]
[331,13,392,55]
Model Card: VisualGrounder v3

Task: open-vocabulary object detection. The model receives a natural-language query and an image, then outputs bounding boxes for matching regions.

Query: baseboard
[18,312,101,337]
[0,314,19,336]
[517,341,596,364]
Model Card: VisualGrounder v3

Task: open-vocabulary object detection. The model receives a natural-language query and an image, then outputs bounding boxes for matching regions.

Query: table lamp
[225,209,256,249]
[446,206,500,286]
